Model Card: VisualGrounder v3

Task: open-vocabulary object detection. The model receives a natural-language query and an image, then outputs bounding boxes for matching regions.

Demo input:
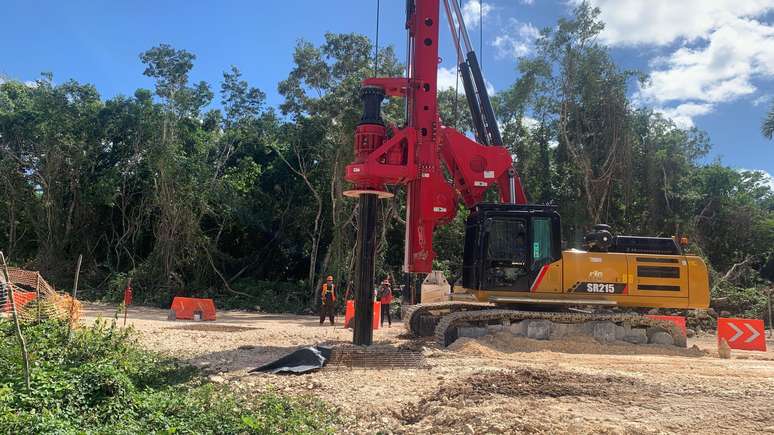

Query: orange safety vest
[321,283,336,303]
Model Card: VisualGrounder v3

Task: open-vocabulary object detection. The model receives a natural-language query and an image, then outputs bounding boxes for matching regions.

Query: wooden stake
[35,273,41,323]
[0,252,30,390]
[767,288,773,339]
[66,254,82,340]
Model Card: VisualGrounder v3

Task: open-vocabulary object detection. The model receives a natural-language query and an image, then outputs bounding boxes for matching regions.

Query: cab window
[487,219,528,263]
[531,217,552,271]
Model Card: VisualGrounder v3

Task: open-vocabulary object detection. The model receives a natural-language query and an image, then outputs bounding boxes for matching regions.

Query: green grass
[0,318,337,434]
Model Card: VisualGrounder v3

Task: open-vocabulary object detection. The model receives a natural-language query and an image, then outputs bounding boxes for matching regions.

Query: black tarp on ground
[249,346,332,374]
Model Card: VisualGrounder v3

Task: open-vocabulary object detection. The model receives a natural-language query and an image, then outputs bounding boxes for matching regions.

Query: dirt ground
[82,303,774,434]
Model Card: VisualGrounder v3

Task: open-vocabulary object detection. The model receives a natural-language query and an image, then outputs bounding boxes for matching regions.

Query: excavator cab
[463,204,561,292]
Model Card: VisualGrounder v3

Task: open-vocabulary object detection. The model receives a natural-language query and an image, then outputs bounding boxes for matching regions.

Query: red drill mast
[344,0,527,344]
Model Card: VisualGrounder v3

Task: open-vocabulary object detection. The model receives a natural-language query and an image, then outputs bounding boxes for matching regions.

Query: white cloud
[638,18,774,106]
[437,66,459,91]
[574,0,774,46]
[752,93,772,106]
[493,20,540,60]
[521,0,535,5]
[462,1,493,29]
[576,0,774,128]
[656,103,714,128]
[437,65,495,95]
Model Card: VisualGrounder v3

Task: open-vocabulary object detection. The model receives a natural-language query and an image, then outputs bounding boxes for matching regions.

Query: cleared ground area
[83,303,774,434]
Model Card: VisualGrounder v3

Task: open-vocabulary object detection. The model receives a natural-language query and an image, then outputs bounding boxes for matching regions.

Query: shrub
[711,284,770,321]
[0,318,337,434]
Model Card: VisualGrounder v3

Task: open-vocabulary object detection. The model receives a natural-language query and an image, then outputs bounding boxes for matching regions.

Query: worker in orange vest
[320,275,336,325]
[378,279,393,327]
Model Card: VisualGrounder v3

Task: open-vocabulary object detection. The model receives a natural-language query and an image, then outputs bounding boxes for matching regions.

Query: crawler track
[404,302,687,348]
[403,301,494,336]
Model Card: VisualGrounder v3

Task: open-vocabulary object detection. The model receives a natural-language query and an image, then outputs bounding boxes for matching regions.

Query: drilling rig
[344,0,709,347]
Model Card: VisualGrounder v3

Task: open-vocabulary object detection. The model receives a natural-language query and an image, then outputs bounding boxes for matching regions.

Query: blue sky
[2,0,773,176]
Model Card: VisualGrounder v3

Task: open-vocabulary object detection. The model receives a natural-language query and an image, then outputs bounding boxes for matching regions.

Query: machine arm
[344,0,527,276]
[442,0,503,147]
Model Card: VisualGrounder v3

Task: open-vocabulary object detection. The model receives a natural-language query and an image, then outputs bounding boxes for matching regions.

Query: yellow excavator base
[465,250,710,310]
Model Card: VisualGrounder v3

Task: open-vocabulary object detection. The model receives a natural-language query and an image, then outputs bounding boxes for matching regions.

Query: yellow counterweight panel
[626,254,688,299]
[687,256,710,308]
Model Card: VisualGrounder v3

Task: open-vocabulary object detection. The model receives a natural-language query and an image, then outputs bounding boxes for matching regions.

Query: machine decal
[570,282,628,294]
[530,265,550,292]
[587,270,603,281]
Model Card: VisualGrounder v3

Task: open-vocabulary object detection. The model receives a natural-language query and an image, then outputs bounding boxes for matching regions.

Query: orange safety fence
[343,300,381,330]
[170,297,217,321]
[0,268,80,325]
[1,290,37,313]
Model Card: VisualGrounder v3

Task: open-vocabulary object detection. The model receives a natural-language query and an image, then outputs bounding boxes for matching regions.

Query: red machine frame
[345,0,527,273]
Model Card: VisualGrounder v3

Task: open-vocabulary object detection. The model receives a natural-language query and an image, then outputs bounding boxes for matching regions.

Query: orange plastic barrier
[718,317,766,352]
[343,300,380,330]
[344,301,354,327]
[170,297,216,321]
[645,314,686,335]
[1,291,37,313]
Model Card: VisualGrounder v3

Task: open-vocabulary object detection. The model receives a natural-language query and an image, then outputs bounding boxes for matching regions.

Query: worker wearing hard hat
[319,275,336,326]
[378,279,393,327]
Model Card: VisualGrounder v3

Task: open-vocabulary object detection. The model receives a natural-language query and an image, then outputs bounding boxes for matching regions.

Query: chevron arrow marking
[728,322,744,342]
[719,318,766,351]
[744,323,760,343]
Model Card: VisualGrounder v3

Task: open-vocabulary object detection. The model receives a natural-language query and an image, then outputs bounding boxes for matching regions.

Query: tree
[276,33,403,297]
[501,3,638,241]
[0,76,106,279]
[137,45,215,292]
[140,44,212,119]
[763,102,774,139]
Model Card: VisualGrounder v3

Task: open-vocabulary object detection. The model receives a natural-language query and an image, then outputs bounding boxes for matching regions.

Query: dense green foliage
[0,318,337,434]
[0,4,771,316]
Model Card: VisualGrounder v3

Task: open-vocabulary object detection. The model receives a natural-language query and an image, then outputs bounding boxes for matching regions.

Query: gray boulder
[649,331,675,346]
[591,321,618,343]
[509,320,528,337]
[527,320,552,340]
[458,326,488,338]
[623,328,648,344]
